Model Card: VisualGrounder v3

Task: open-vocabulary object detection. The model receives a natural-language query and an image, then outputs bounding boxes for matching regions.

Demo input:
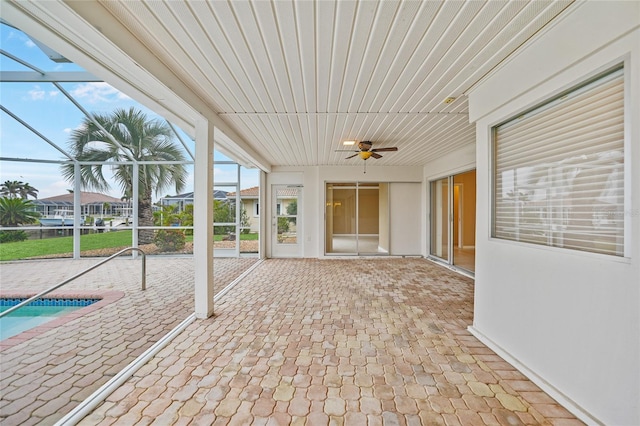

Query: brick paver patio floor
[0,256,258,425]
[73,258,581,425]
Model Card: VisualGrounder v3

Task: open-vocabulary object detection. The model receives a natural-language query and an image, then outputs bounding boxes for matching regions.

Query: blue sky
[0,23,258,200]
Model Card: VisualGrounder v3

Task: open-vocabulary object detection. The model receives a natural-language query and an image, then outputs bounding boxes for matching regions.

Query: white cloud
[64,124,85,134]
[43,179,74,198]
[27,85,46,100]
[25,85,61,101]
[70,82,131,104]
[25,39,35,48]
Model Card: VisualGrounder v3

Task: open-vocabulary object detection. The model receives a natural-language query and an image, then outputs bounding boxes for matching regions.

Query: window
[254,202,259,217]
[492,66,624,256]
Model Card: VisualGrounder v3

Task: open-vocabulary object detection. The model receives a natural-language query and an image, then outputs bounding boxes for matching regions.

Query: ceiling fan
[336,141,398,172]
[337,141,398,160]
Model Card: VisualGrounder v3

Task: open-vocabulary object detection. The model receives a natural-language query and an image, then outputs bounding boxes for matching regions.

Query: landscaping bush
[154,229,186,252]
[277,217,290,234]
[0,230,29,243]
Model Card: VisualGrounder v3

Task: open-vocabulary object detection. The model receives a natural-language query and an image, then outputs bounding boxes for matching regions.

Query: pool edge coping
[0,290,125,351]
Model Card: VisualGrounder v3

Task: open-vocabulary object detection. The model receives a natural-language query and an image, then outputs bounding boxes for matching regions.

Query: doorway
[271,185,301,257]
[430,170,476,273]
[325,182,389,255]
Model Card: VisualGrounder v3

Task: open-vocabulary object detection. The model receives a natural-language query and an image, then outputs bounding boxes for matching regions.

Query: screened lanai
[0,20,265,425]
[0,21,261,259]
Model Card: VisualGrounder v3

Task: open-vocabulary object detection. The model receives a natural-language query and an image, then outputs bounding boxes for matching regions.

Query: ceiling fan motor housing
[358,141,372,151]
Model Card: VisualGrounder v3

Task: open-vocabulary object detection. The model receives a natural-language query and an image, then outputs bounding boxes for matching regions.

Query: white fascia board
[0,71,101,82]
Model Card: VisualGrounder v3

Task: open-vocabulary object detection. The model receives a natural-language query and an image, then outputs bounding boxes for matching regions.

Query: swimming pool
[0,298,100,341]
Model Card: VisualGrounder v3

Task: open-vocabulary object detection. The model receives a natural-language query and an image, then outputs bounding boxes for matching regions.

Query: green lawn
[0,230,259,261]
[0,230,134,261]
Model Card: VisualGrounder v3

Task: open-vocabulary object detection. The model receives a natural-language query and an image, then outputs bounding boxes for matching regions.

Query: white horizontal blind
[493,67,624,256]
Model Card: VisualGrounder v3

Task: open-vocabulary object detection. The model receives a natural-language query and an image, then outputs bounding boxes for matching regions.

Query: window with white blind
[492,66,624,256]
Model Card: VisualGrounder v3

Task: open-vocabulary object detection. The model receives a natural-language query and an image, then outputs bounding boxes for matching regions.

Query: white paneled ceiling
[36,0,576,168]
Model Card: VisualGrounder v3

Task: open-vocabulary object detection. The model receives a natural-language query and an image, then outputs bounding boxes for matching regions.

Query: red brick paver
[78,258,583,425]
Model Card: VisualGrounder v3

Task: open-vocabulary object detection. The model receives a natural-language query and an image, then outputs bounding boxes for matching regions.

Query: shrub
[154,229,186,252]
[0,230,29,243]
[277,217,290,234]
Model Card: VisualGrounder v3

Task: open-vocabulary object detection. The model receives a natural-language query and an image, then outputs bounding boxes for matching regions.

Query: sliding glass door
[430,170,476,273]
[325,182,389,255]
[430,177,450,262]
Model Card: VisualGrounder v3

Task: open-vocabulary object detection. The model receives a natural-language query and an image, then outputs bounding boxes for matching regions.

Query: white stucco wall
[468,2,639,424]
[267,165,423,258]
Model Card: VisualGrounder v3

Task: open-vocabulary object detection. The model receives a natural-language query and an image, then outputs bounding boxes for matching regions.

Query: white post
[132,162,139,255]
[73,162,81,259]
[236,164,241,257]
[260,170,266,258]
[194,118,215,318]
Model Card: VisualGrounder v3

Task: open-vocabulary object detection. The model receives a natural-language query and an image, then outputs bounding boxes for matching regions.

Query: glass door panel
[453,171,476,272]
[275,187,298,245]
[430,171,476,273]
[358,184,380,254]
[271,185,301,257]
[326,183,389,255]
[430,178,449,261]
[326,184,357,254]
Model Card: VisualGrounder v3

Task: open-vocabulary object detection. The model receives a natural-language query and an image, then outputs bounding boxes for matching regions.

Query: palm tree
[0,181,22,199]
[0,180,39,199]
[18,182,39,200]
[0,197,40,226]
[61,107,187,244]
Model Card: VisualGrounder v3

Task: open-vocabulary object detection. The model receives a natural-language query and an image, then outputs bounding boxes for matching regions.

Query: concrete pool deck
[1,257,582,425]
[0,256,257,425]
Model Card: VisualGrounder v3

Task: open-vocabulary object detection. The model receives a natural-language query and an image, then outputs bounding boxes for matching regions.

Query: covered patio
[1,258,579,425]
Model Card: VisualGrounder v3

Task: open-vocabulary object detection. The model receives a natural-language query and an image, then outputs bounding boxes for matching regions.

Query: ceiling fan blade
[371,152,383,159]
[345,154,359,159]
[370,147,398,152]
[335,149,359,152]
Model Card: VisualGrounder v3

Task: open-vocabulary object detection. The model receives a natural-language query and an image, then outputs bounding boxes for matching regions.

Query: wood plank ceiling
[93,0,573,168]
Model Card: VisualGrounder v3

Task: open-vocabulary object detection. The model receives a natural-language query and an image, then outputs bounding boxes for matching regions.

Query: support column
[259,170,267,258]
[132,162,139,254]
[194,118,215,318]
[73,162,81,259]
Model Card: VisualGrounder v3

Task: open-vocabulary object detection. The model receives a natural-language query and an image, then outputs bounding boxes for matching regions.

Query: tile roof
[36,191,124,205]
[227,186,259,198]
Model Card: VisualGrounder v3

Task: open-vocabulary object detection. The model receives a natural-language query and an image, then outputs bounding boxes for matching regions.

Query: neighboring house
[160,190,228,211]
[226,186,297,234]
[227,186,259,232]
[33,192,130,219]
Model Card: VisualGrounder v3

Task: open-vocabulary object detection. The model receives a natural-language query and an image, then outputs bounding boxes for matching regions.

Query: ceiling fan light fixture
[359,151,372,160]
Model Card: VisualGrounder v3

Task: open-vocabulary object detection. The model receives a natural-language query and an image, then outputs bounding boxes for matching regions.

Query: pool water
[0,298,99,341]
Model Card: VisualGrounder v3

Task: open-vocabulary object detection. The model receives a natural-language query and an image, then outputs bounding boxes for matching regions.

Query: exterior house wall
[267,165,423,258]
[468,2,639,424]
[240,198,259,232]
